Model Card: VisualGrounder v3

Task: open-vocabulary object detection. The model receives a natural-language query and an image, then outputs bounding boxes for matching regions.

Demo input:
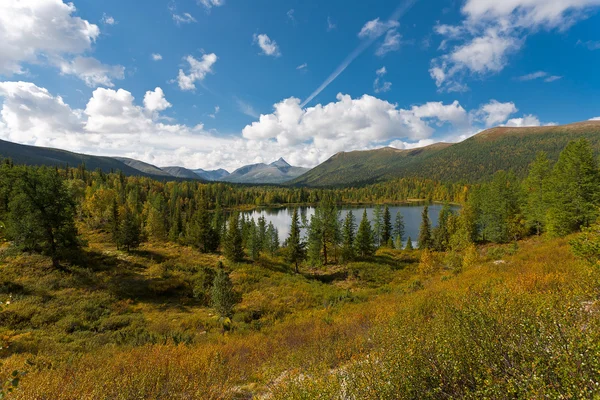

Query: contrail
[300,0,418,108]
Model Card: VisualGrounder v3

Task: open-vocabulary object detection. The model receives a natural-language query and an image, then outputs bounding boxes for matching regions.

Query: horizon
[1,0,600,171]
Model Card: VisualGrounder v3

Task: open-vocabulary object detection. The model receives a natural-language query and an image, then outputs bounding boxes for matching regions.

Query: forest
[0,138,599,398]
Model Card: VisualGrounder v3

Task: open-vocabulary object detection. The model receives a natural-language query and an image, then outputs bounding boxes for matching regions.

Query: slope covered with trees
[291,120,600,187]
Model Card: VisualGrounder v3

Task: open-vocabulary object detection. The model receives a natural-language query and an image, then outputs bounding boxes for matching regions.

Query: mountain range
[2,120,600,187]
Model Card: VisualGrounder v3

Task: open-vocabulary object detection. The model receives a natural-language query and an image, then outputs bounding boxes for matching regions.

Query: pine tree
[355,209,375,257]
[418,206,432,249]
[247,219,261,261]
[432,204,454,251]
[405,236,414,251]
[373,205,383,247]
[116,205,141,252]
[341,210,356,262]
[547,139,600,236]
[306,197,341,265]
[393,211,405,250]
[382,205,392,247]
[266,222,279,255]
[187,204,219,253]
[257,216,267,252]
[286,208,306,273]
[223,213,244,262]
[523,151,551,235]
[210,263,237,319]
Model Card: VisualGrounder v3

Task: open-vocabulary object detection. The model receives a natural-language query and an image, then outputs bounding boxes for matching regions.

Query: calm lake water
[243,203,458,247]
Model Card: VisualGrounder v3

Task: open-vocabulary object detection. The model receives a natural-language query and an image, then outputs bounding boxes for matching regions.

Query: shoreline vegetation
[0,138,599,398]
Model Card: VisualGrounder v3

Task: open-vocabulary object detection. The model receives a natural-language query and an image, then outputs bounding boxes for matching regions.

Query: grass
[0,230,599,399]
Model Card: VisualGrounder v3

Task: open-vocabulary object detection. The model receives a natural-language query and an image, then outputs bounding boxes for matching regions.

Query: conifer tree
[187,204,219,253]
[393,211,405,250]
[355,209,375,257]
[223,213,244,262]
[405,236,414,250]
[341,210,357,262]
[547,139,600,236]
[210,263,237,319]
[247,218,261,261]
[373,205,383,247]
[523,151,551,235]
[117,205,141,252]
[418,206,433,249]
[306,197,341,265]
[432,204,454,251]
[266,222,279,255]
[257,216,267,251]
[382,205,392,247]
[286,208,306,273]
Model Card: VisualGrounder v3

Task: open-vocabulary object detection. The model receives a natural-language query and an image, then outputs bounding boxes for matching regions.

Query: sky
[0,0,599,172]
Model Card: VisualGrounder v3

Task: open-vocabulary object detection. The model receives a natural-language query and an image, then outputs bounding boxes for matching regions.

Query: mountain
[222,158,309,184]
[0,139,159,177]
[193,168,230,181]
[113,157,173,178]
[290,121,600,187]
[160,166,203,179]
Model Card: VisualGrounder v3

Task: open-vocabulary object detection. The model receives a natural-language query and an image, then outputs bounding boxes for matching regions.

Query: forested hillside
[291,121,600,187]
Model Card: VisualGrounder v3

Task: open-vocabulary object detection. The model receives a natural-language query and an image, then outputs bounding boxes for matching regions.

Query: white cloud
[56,56,125,87]
[209,105,220,119]
[197,0,224,11]
[590,116,600,121]
[236,98,259,118]
[0,0,107,79]
[253,34,281,57]
[0,81,550,171]
[143,87,171,113]
[477,100,518,126]
[504,114,541,127]
[152,53,163,61]
[287,9,296,24]
[101,13,116,25]
[373,67,392,93]
[172,12,196,25]
[296,63,308,70]
[175,53,217,91]
[376,29,402,56]
[358,18,399,39]
[517,71,562,82]
[431,0,600,90]
[578,39,600,50]
[544,75,562,82]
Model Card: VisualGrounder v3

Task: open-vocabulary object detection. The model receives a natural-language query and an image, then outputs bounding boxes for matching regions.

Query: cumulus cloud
[0,0,124,88]
[101,13,116,25]
[430,0,600,91]
[0,81,549,171]
[477,100,518,127]
[175,54,218,91]
[197,0,224,11]
[152,53,163,61]
[376,29,402,56]
[253,34,281,57]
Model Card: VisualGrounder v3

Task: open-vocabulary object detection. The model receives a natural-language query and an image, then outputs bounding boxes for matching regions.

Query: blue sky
[0,0,600,171]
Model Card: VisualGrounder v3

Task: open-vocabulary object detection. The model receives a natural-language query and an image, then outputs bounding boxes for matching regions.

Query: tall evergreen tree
[355,209,375,257]
[393,211,405,249]
[432,204,454,251]
[116,205,141,252]
[382,205,393,247]
[547,139,600,236]
[223,213,244,262]
[523,151,551,235]
[306,197,341,265]
[405,236,414,251]
[341,210,357,262]
[286,208,306,273]
[6,167,79,268]
[418,206,433,250]
[373,205,383,247]
[257,216,267,252]
[210,263,237,319]
[247,218,261,261]
[266,222,279,255]
[187,204,219,253]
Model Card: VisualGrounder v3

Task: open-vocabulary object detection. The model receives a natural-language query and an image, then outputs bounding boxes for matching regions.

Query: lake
[243,203,458,247]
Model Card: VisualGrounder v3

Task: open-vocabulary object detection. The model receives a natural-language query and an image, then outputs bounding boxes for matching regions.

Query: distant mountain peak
[270,157,291,168]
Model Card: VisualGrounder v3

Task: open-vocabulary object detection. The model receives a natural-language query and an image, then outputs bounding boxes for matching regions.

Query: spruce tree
[547,139,600,236]
[405,236,414,250]
[418,206,432,250]
[355,209,375,257]
[523,151,551,235]
[432,204,454,251]
[393,211,405,250]
[223,213,244,262]
[341,210,357,262]
[306,197,341,265]
[117,205,141,252]
[187,204,219,253]
[286,208,306,273]
[210,263,237,319]
[266,222,279,255]
[373,205,383,247]
[247,219,261,261]
[257,216,267,252]
[382,205,392,247]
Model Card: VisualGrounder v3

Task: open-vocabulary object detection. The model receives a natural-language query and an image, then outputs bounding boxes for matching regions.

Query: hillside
[291,121,600,187]
[222,158,309,184]
[193,168,230,181]
[113,157,173,178]
[0,139,151,177]
[160,166,203,179]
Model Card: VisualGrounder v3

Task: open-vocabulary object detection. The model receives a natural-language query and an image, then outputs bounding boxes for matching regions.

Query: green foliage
[523,151,551,235]
[547,139,600,236]
[393,211,405,250]
[355,209,375,257]
[404,236,414,251]
[432,203,455,251]
[285,209,305,273]
[570,219,600,265]
[341,210,356,263]
[186,204,219,253]
[223,213,244,263]
[306,197,341,266]
[417,206,432,249]
[116,205,142,252]
[5,166,79,268]
[210,264,237,319]
[382,205,392,246]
